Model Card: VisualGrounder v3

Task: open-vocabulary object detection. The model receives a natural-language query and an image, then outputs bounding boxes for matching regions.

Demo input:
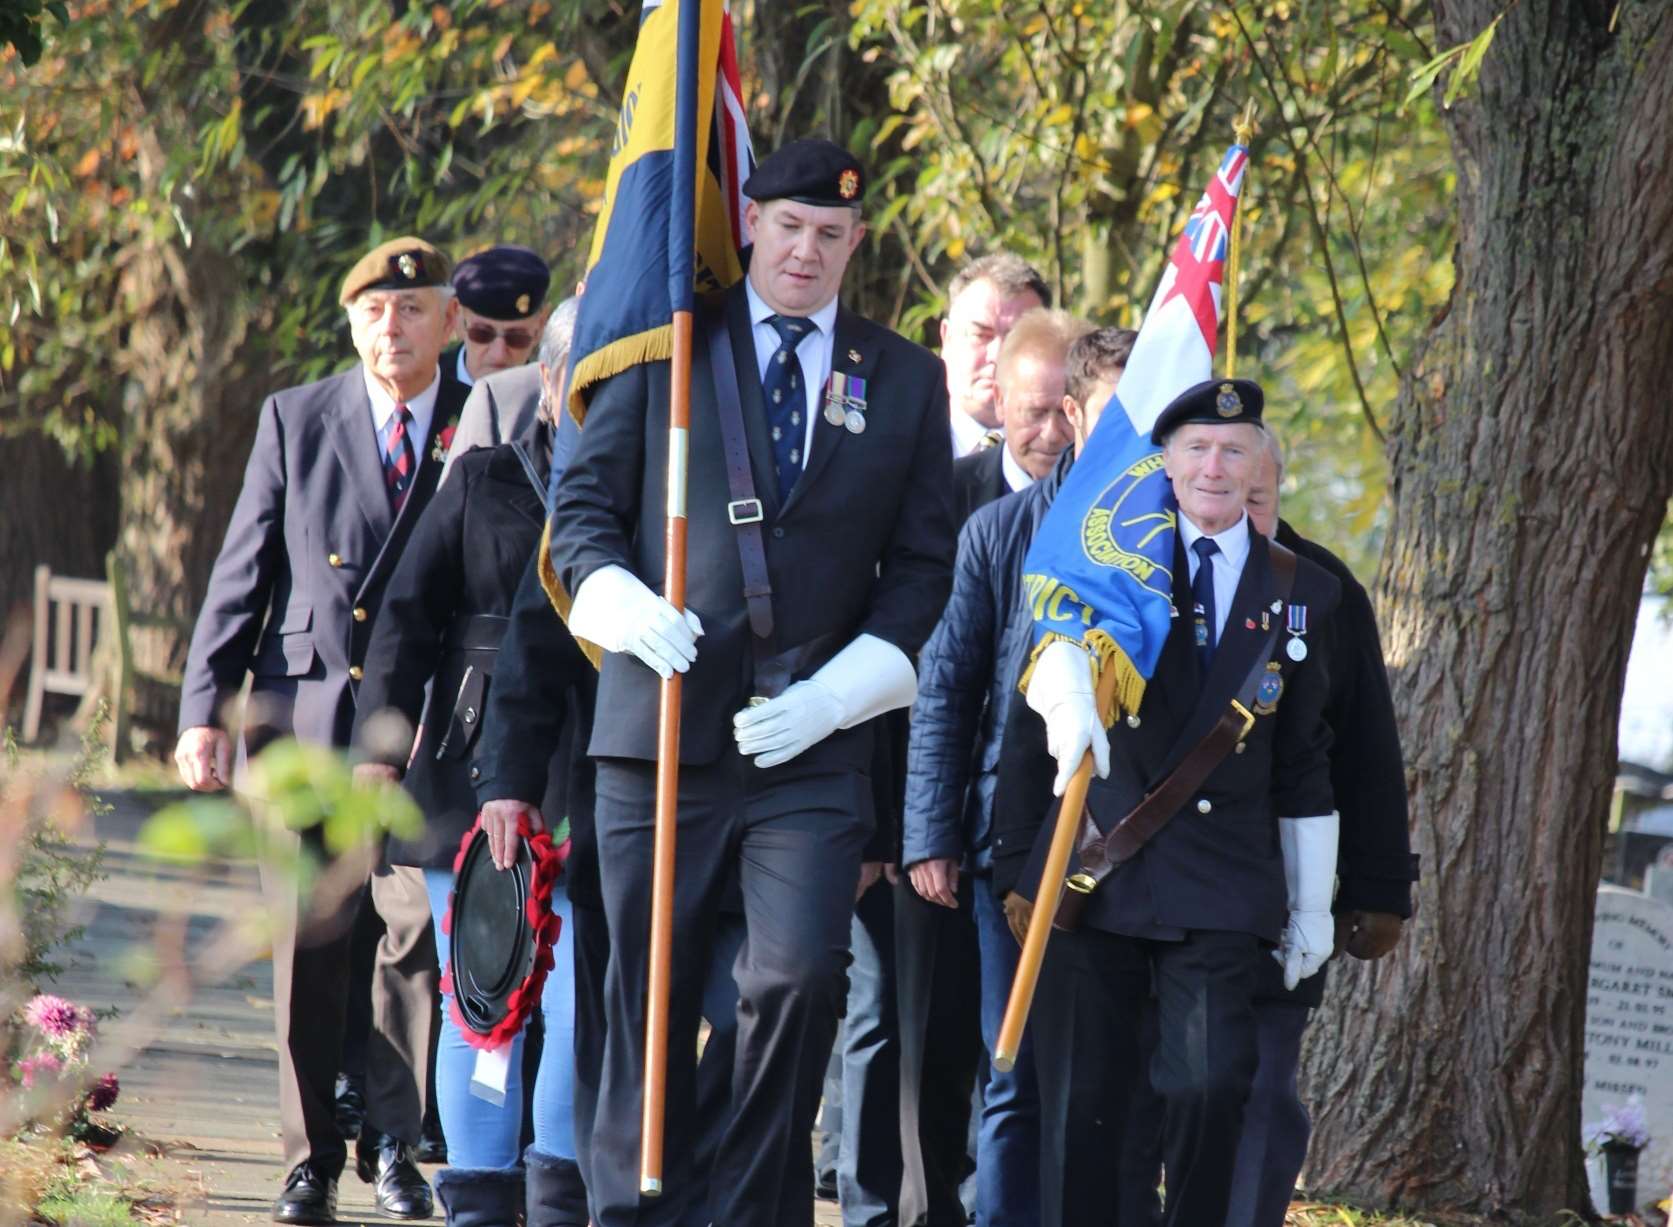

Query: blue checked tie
[1191,536,1220,672]
[762,315,812,502]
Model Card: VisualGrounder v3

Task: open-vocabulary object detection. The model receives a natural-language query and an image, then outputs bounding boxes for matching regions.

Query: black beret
[339,237,450,305]
[451,245,551,320]
[1150,377,1265,444]
[743,138,865,209]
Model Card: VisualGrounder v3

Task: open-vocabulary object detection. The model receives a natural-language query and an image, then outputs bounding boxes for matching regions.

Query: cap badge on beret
[1215,382,1242,418]
[397,252,419,280]
[516,293,531,314]
[839,169,860,201]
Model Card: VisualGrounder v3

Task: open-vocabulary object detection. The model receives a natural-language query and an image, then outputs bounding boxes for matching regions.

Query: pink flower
[17,1051,63,1089]
[85,1072,120,1112]
[23,994,91,1040]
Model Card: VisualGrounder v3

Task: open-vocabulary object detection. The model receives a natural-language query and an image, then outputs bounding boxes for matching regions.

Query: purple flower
[23,994,92,1040]
[85,1072,120,1112]
[1584,1096,1652,1150]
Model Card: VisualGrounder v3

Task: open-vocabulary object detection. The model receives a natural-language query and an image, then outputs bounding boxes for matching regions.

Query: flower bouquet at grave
[4,994,121,1147]
[1585,1096,1651,1216]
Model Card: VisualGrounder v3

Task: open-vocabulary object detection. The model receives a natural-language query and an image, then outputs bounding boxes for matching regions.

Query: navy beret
[1150,378,1265,444]
[743,138,865,209]
[339,237,449,305]
[451,245,551,320]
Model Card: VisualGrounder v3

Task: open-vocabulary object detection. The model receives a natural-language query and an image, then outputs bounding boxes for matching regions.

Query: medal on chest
[1253,661,1285,715]
[823,372,869,434]
[1285,603,1309,662]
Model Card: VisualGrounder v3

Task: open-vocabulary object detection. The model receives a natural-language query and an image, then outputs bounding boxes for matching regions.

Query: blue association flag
[1019,144,1249,719]
[563,0,754,424]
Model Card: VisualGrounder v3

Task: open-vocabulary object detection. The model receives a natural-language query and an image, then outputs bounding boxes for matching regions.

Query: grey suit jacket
[177,365,465,749]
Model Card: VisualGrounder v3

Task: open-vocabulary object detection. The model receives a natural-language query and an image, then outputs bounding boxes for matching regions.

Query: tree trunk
[1298,2,1673,1220]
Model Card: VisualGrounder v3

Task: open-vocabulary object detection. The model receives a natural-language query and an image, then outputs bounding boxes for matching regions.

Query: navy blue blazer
[177,365,467,750]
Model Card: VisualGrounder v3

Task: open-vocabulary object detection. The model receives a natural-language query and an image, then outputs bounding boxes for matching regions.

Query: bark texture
[1299,1,1673,1219]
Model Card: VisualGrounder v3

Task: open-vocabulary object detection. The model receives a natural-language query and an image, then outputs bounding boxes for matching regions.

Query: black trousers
[894,876,982,1227]
[589,755,872,1227]
[1032,928,1261,1227]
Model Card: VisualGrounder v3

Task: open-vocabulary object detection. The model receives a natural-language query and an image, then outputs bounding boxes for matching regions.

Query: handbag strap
[705,312,775,641]
[508,439,545,502]
[1055,540,1300,927]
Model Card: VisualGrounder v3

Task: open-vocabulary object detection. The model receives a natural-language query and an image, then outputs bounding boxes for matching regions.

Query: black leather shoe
[332,1073,366,1141]
[412,1114,446,1165]
[272,1161,338,1225]
[355,1131,434,1220]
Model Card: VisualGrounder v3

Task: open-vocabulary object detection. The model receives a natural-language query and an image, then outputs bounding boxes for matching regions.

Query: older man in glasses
[445,245,552,387]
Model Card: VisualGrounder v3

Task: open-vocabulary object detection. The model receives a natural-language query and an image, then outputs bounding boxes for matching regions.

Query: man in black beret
[988,377,1344,1227]
[174,235,465,1223]
[446,244,552,387]
[546,136,954,1227]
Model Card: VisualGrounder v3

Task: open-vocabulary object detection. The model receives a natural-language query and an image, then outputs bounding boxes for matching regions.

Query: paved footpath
[57,788,843,1226]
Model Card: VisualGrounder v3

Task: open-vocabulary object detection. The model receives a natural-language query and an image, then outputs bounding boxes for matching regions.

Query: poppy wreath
[438,810,572,1052]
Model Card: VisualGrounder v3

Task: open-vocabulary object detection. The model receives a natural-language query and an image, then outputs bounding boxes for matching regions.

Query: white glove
[1024,639,1109,796]
[733,634,916,769]
[1275,812,1340,990]
[567,564,703,680]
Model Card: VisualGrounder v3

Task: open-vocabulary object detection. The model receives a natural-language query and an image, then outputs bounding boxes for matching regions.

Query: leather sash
[704,313,776,642]
[1054,540,1299,932]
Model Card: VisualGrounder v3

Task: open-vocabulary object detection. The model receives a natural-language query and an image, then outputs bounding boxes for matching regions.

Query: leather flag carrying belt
[1053,541,1299,932]
[704,313,838,700]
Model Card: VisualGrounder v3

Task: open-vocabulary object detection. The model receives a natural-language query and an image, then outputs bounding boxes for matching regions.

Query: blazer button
[352,606,368,622]
[1126,714,1141,728]
[772,526,785,539]
[469,765,481,781]
[1235,741,1248,755]
[463,706,477,723]
[349,665,363,681]
[1196,798,1212,814]
[328,553,343,567]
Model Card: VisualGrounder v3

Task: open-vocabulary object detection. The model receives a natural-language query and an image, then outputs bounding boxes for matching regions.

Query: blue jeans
[972,879,1041,1226]
[423,868,575,1169]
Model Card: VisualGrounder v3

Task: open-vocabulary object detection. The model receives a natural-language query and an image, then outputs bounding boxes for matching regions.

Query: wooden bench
[22,564,114,744]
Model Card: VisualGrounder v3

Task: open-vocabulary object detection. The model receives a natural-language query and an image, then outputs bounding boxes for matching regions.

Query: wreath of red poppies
[438,811,571,1052]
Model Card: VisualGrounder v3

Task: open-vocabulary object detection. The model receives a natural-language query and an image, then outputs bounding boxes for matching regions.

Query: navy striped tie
[762,315,812,502]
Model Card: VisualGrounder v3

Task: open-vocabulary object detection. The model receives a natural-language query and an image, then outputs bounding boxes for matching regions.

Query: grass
[35,1192,138,1227]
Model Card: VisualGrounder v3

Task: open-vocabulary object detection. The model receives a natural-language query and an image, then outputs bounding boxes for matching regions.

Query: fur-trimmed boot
[434,1166,526,1227]
[523,1147,588,1227]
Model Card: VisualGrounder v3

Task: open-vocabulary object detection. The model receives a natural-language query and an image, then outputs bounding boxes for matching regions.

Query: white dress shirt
[362,366,442,470]
[745,279,837,463]
[1179,510,1251,644]
[1000,445,1034,494]
[951,410,997,459]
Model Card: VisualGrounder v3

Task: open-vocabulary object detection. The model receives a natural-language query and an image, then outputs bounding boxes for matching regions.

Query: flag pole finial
[1224,102,1256,378]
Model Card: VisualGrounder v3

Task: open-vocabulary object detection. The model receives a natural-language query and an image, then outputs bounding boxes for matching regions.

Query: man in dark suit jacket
[546,139,954,1227]
[175,237,465,1225]
[989,380,1342,1227]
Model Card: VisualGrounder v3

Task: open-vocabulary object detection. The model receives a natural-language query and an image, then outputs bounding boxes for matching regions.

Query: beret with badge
[451,244,552,321]
[743,137,865,209]
[338,236,450,306]
[1149,376,1265,445]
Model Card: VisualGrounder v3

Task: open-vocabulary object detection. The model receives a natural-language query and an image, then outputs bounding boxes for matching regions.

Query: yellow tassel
[565,325,674,426]
[537,518,604,671]
[1015,631,1149,728]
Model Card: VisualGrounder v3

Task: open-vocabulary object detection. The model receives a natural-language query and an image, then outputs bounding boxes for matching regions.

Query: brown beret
[339,237,451,306]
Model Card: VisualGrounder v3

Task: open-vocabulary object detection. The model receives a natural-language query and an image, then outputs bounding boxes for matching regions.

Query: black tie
[762,315,812,502]
[1191,536,1220,671]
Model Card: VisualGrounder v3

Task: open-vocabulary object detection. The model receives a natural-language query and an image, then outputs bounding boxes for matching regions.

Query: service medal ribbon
[1286,604,1308,637]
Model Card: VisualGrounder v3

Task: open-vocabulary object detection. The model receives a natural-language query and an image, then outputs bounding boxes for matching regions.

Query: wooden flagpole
[641,0,704,1197]
[992,665,1120,1072]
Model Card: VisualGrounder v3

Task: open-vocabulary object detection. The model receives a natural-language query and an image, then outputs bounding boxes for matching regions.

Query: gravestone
[1584,886,1673,1210]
